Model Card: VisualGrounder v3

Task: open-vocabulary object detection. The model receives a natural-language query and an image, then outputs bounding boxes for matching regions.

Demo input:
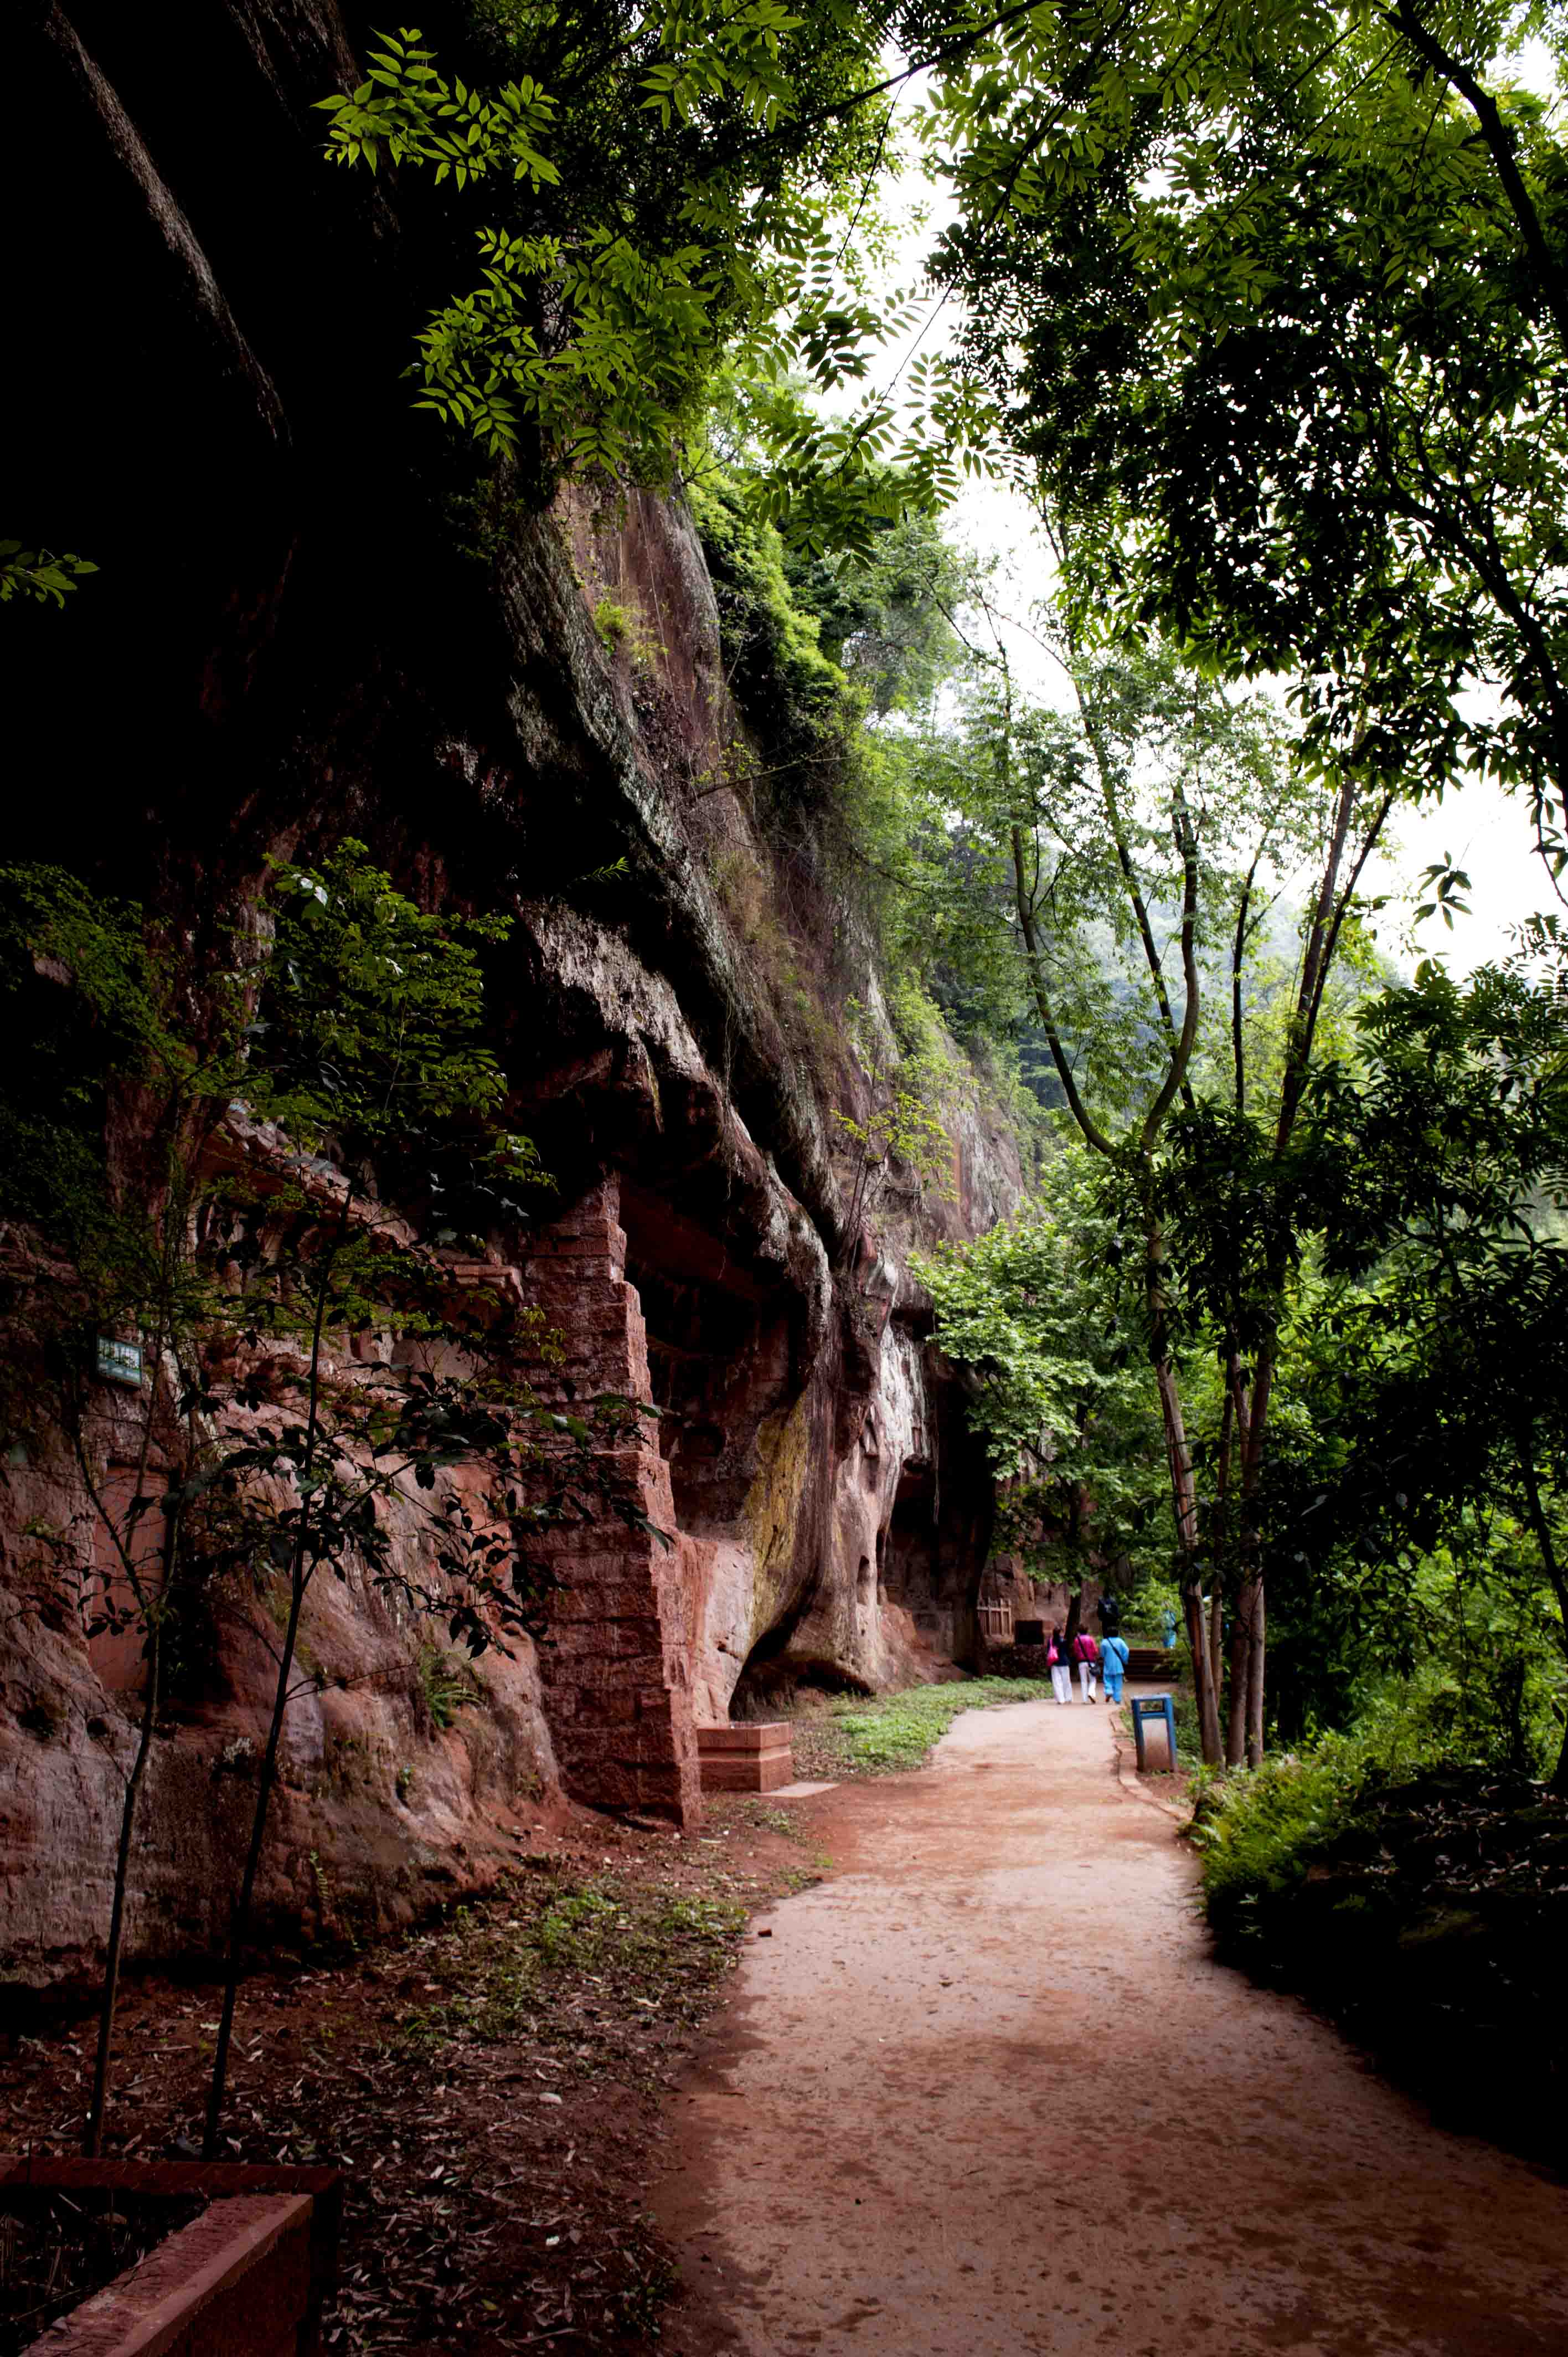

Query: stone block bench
[696,1722,793,1793]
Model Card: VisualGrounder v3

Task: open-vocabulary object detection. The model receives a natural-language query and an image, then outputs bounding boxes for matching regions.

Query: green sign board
[96,1336,144,1388]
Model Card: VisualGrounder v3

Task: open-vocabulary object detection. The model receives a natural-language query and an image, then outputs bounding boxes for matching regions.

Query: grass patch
[789,1677,1048,1779]
[393,1875,750,2052]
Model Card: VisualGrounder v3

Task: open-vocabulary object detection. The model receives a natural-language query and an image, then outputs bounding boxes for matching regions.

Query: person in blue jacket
[1101,1630,1130,1703]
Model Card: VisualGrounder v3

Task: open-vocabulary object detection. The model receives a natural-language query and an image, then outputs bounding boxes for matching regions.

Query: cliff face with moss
[0,0,1028,1980]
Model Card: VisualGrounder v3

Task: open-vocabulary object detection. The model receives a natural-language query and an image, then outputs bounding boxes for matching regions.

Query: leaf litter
[0,1799,821,2352]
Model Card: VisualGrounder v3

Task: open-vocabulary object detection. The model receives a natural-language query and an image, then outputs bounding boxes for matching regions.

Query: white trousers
[1077,1662,1098,1701]
[1050,1663,1072,1703]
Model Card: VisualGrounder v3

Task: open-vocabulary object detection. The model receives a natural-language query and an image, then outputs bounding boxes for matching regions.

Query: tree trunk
[1181,1580,1221,1763]
[1154,1357,1223,1764]
[204,1224,341,2158]
[1231,1339,1277,1769]
[204,1552,305,2158]
[1225,1607,1250,1768]
[1514,1438,1568,1795]
[1246,1577,1266,1768]
[75,1341,174,2164]
[84,1608,161,2158]
[1064,1584,1082,1646]
[1208,1586,1224,1712]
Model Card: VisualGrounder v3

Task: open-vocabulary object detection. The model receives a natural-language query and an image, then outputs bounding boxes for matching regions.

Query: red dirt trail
[652,1695,1568,2356]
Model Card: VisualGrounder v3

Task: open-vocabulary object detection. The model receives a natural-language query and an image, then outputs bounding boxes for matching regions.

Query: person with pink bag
[1071,1625,1100,1702]
[1047,1626,1073,1704]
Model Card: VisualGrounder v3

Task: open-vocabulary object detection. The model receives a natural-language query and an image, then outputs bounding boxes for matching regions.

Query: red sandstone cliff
[0,0,1027,1980]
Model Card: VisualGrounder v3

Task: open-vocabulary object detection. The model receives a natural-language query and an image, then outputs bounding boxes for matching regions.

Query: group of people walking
[1046,1625,1129,1705]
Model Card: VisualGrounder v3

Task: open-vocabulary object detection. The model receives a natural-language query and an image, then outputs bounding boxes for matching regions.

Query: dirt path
[653,1695,1568,2356]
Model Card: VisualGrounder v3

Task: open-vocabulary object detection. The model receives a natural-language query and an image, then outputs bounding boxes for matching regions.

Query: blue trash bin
[1129,1694,1178,1772]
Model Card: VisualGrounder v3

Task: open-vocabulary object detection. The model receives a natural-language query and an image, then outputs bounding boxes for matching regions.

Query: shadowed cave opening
[617,1178,797,1533]
[728,1623,873,1719]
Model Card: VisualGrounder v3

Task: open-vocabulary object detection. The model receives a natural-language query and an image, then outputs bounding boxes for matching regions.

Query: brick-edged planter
[0,2160,341,2357]
[696,1722,792,1793]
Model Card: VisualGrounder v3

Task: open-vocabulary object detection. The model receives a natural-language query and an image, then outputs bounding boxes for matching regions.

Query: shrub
[1195,1675,1466,1939]
[418,1643,484,1733]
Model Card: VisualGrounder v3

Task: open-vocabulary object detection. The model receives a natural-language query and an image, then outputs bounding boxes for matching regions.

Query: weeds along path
[653,1695,1568,2356]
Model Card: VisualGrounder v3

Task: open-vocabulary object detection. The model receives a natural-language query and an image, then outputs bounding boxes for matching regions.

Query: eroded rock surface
[0,0,1024,1976]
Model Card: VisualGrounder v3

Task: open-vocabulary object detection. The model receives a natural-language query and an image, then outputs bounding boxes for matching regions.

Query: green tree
[0,865,242,2155]
[782,507,971,716]
[916,1145,1168,1613]
[894,602,1395,1762]
[197,843,657,2153]
[925,0,1568,882]
[310,10,979,543]
[1294,941,1568,1785]
[0,850,651,2156]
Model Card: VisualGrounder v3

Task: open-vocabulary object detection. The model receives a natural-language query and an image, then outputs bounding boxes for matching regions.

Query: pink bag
[1045,1645,1059,1664]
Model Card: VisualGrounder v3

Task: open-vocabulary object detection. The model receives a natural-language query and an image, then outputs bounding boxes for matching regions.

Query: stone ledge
[0,2162,341,2357]
[695,1722,791,1751]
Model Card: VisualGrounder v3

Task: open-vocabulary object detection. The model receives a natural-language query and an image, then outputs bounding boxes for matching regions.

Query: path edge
[1108,1723,1191,1825]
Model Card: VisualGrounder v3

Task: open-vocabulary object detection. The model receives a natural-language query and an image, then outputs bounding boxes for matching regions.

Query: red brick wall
[524,1180,702,1828]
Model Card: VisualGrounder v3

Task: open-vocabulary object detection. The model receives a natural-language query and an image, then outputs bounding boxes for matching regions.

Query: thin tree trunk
[1220,1351,1251,1766]
[1514,1443,1568,1794]
[203,1552,306,2158]
[84,1604,161,2158]
[1213,1375,1236,1721]
[73,1317,171,2161]
[1154,1356,1223,1763]
[204,1222,341,2158]
[1208,1585,1224,1714]
[1234,1344,1276,1771]
[1225,1605,1251,1768]
[1245,1577,1266,1769]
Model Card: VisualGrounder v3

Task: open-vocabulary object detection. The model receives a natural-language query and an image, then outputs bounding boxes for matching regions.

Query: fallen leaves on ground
[0,1799,818,2353]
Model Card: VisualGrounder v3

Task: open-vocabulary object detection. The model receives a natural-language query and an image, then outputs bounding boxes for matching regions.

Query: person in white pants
[1049,1628,1073,1704]
[1074,1630,1100,1702]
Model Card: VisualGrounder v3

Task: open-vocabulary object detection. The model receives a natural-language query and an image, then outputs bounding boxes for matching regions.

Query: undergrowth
[790,1677,1046,1778]
[1192,1673,1493,1926]
[1187,1682,1568,2166]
